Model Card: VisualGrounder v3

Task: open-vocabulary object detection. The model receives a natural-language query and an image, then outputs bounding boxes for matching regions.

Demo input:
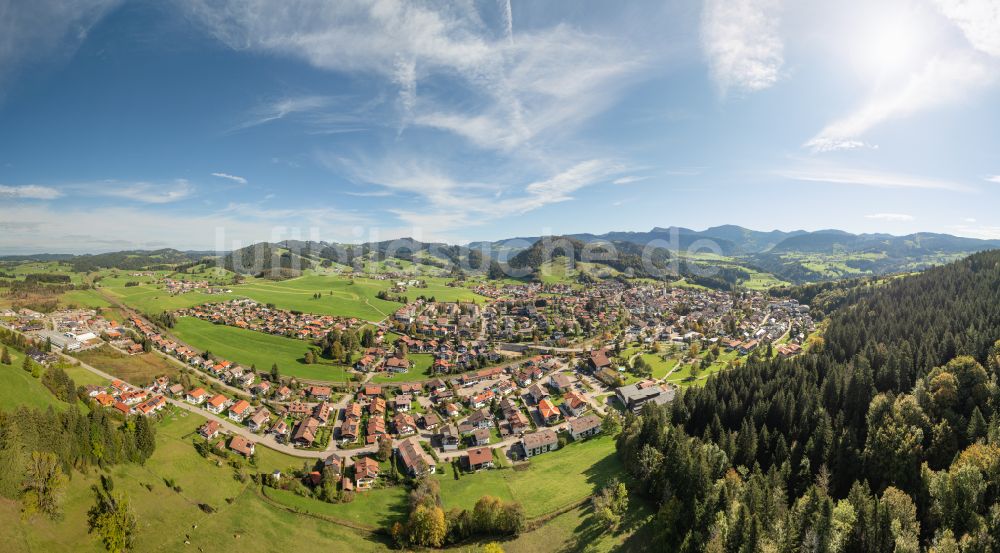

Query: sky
[1,0,999,254]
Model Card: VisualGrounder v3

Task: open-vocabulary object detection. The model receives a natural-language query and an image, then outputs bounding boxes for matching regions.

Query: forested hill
[618,249,1000,552]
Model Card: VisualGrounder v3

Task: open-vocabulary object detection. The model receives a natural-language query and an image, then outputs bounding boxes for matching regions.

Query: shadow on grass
[562,499,657,553]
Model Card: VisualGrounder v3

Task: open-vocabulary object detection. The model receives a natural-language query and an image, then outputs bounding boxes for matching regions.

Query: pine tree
[1,346,10,365]
[133,416,156,463]
[967,407,988,443]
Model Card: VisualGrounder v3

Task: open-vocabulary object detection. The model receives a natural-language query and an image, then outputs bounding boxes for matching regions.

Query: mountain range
[4,226,999,286]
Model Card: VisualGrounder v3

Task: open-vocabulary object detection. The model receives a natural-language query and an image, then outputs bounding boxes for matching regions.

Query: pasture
[171,317,351,382]
[0,346,65,410]
[71,345,179,385]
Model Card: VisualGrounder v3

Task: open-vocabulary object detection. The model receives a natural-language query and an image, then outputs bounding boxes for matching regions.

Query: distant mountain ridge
[4,225,999,286]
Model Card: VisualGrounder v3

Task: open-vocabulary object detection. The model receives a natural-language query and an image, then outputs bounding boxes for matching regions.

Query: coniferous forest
[617,250,1000,552]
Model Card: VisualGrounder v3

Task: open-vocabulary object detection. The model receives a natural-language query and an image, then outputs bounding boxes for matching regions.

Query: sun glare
[847,3,932,80]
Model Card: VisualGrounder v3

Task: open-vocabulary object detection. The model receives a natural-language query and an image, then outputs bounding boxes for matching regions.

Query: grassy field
[57,289,114,309]
[171,317,351,382]
[639,352,678,379]
[501,501,655,553]
[264,486,408,530]
[437,435,620,517]
[71,345,178,385]
[232,274,487,322]
[232,276,403,321]
[100,283,224,313]
[0,347,66,410]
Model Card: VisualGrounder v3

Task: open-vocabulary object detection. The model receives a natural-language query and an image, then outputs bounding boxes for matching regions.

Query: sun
[846,2,934,81]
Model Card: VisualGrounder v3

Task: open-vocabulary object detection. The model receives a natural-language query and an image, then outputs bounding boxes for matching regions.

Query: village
[0,278,814,506]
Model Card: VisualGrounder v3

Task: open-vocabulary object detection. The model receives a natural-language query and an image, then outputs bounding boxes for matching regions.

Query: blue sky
[1,0,999,254]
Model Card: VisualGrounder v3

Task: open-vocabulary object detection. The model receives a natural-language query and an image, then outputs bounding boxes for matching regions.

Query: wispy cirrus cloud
[0,0,121,97]
[0,184,63,199]
[211,172,247,184]
[233,95,336,131]
[96,179,195,203]
[612,176,648,185]
[777,166,969,191]
[701,0,784,95]
[337,155,626,232]
[865,212,914,222]
[183,0,648,154]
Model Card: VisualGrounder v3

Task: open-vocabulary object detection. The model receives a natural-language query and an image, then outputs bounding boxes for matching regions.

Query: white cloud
[777,166,968,191]
[341,156,625,232]
[97,179,195,203]
[0,184,63,199]
[211,172,247,184]
[183,0,646,153]
[930,0,1000,57]
[986,175,1000,184]
[612,176,648,185]
[701,0,784,94]
[865,212,914,222]
[806,53,995,152]
[950,223,1000,240]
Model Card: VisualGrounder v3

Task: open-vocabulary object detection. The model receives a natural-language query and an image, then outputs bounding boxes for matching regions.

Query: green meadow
[0,346,66,410]
[171,316,351,382]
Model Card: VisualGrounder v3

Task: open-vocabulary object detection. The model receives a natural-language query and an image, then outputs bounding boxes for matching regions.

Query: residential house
[308,385,332,401]
[269,419,289,441]
[548,373,576,393]
[228,399,252,422]
[421,412,442,431]
[206,394,229,414]
[354,456,380,490]
[339,417,359,444]
[393,412,417,435]
[186,387,208,405]
[562,391,589,417]
[396,437,436,477]
[472,427,491,447]
[229,435,255,457]
[569,414,602,441]
[465,447,495,471]
[521,429,559,457]
[527,383,549,404]
[537,398,561,426]
[438,424,461,451]
[589,348,612,372]
[247,407,271,433]
[292,417,320,448]
[394,394,412,412]
[199,420,221,440]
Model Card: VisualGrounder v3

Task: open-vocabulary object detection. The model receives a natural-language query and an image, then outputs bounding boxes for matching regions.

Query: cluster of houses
[84,377,169,417]
[162,278,231,296]
[177,299,362,341]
